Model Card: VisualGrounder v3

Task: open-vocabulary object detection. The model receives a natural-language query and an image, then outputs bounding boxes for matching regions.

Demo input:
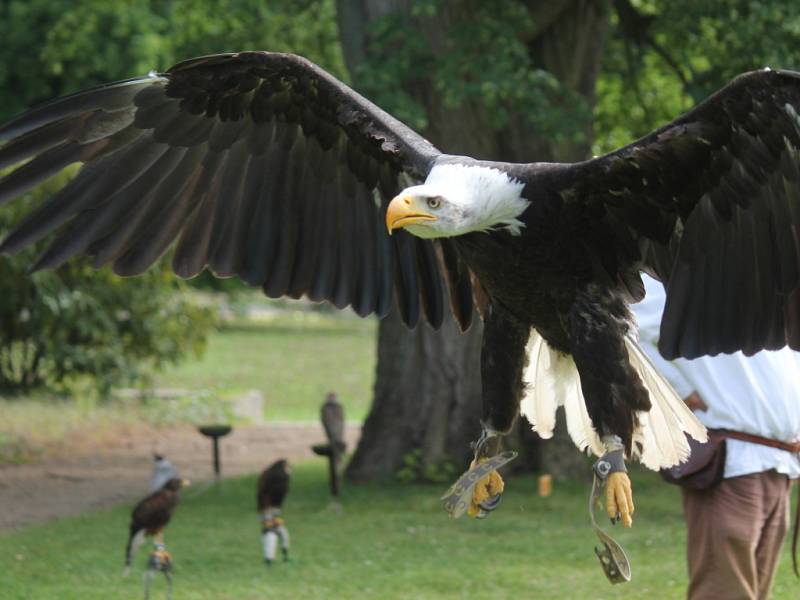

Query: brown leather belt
[713,429,800,453]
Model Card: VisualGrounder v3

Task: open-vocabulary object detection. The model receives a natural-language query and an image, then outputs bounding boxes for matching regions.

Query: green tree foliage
[355,0,590,146]
[0,0,345,122]
[346,0,800,160]
[595,0,800,153]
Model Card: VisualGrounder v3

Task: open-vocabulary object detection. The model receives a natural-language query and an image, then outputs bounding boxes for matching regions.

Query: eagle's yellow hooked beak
[385,194,437,234]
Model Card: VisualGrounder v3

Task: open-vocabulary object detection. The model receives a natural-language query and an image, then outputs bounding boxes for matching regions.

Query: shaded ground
[0,422,360,533]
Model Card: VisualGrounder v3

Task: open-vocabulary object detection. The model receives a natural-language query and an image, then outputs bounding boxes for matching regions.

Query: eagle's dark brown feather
[0,52,471,331]
[558,69,800,360]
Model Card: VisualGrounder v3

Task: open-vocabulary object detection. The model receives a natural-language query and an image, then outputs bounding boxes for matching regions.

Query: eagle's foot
[605,472,634,528]
[441,427,517,518]
[466,458,505,518]
[594,437,633,528]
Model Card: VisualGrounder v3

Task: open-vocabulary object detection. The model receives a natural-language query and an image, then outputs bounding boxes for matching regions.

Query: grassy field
[2,302,797,598]
[152,308,377,422]
[1,463,797,600]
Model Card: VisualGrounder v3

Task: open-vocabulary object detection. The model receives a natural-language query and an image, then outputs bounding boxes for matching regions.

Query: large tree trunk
[341,0,611,481]
[347,311,483,481]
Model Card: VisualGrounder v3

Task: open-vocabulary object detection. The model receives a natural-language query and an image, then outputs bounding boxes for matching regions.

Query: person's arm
[682,390,708,412]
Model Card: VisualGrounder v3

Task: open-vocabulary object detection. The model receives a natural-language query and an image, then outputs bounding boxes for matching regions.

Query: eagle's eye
[427,196,442,209]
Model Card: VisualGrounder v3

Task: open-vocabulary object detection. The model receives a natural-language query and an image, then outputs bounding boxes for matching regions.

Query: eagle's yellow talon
[605,472,634,528]
[467,459,505,518]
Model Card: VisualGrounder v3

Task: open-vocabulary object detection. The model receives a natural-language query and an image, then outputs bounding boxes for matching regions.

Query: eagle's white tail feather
[562,372,605,457]
[520,329,707,470]
[520,331,558,438]
[521,330,603,456]
[625,337,707,469]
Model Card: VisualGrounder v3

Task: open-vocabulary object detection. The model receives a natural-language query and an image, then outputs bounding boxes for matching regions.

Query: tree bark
[347,310,483,481]
[341,0,611,481]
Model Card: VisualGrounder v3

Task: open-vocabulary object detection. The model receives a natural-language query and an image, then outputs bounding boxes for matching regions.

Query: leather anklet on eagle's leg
[596,435,634,528]
[441,425,517,519]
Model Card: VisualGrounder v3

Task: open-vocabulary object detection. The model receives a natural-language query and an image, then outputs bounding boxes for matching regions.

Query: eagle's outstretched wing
[0,51,473,330]
[558,69,800,359]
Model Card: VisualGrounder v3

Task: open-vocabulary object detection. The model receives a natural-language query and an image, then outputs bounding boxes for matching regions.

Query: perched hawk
[257,459,291,565]
[124,477,189,573]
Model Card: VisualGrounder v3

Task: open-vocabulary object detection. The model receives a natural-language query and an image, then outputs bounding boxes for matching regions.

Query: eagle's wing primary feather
[559,69,800,359]
[0,52,471,330]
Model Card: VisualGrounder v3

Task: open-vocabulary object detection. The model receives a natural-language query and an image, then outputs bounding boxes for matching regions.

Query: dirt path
[0,422,360,533]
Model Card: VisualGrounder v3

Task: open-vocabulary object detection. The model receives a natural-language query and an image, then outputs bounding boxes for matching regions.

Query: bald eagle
[2,52,800,527]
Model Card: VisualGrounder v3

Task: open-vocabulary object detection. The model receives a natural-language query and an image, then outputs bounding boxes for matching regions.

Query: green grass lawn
[1,463,797,599]
[152,310,377,422]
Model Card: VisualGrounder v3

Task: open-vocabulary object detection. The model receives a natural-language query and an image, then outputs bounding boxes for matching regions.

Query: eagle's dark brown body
[454,173,650,447]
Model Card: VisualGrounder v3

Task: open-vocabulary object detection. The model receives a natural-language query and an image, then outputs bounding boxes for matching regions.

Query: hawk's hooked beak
[386,194,437,234]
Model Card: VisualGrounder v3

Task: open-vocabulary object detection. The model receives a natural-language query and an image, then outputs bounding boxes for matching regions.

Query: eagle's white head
[385,163,529,239]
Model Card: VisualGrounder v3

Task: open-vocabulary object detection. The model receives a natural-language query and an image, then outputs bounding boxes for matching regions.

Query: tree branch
[519,0,575,40]
[612,0,693,90]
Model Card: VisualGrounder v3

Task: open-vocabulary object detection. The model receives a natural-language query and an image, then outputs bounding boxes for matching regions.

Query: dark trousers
[682,471,791,600]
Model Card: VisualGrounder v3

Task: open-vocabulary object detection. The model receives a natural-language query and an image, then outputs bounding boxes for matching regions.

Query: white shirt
[633,275,800,479]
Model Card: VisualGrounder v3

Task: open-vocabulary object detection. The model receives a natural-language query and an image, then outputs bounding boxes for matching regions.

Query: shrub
[0,171,215,394]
